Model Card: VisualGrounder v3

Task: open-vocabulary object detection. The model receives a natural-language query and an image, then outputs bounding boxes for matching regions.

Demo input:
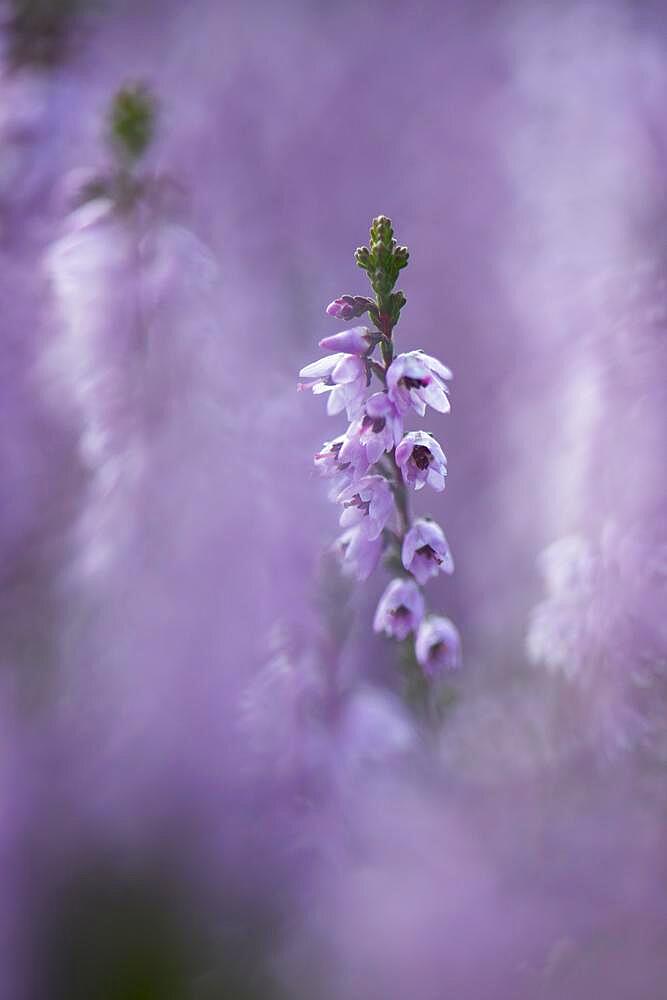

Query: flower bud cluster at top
[299,216,461,681]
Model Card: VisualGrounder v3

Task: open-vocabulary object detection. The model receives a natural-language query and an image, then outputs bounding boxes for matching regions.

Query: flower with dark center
[415,616,461,676]
[338,392,403,474]
[395,431,447,492]
[298,352,367,419]
[337,475,394,540]
[335,526,383,581]
[402,518,454,584]
[374,578,425,640]
[387,350,452,416]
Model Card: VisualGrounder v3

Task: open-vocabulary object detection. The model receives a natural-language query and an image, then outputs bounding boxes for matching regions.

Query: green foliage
[354,215,410,313]
[110,83,157,163]
[354,216,409,336]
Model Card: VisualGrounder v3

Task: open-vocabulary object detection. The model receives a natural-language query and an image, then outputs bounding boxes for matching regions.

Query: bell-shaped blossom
[336,526,383,581]
[298,352,367,418]
[386,350,451,416]
[339,392,403,475]
[373,578,425,640]
[402,518,454,585]
[318,326,375,355]
[415,616,461,676]
[337,474,394,540]
[395,431,447,491]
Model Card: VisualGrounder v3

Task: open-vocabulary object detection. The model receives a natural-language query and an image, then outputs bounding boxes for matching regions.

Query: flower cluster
[299,216,461,680]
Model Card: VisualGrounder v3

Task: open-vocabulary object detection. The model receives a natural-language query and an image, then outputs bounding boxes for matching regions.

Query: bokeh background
[1,0,667,997]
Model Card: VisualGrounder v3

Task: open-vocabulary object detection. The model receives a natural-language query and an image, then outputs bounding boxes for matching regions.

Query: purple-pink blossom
[325,294,375,321]
[318,326,375,355]
[339,392,403,474]
[415,616,461,676]
[336,525,383,581]
[386,350,451,416]
[337,474,394,540]
[402,518,454,585]
[314,434,354,489]
[298,352,367,418]
[395,431,447,492]
[373,577,425,640]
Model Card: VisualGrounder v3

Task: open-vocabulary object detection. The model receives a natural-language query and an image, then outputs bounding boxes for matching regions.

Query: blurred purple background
[1,0,667,997]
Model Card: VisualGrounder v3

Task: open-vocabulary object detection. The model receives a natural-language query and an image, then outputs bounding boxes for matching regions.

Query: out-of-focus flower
[387,350,451,416]
[337,474,394,540]
[373,577,425,640]
[526,535,596,680]
[339,392,403,473]
[335,526,383,581]
[415,616,461,676]
[402,517,454,585]
[298,352,367,418]
[395,430,447,492]
[325,295,376,322]
[318,326,376,355]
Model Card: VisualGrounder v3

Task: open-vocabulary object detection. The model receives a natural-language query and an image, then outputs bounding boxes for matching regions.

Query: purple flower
[386,350,452,417]
[373,578,425,640]
[395,431,447,492]
[339,392,403,473]
[402,518,454,585]
[336,526,383,581]
[314,434,354,489]
[318,326,375,355]
[325,295,375,321]
[415,616,461,676]
[298,352,367,418]
[337,474,394,540]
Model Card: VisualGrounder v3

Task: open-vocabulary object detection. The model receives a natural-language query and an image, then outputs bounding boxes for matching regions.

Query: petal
[365,392,392,418]
[422,381,451,413]
[401,529,418,570]
[365,436,385,466]
[409,390,427,417]
[419,352,453,381]
[299,354,341,378]
[395,437,412,467]
[332,354,364,384]
[340,506,364,528]
[327,387,347,415]
[319,327,370,355]
[426,468,446,492]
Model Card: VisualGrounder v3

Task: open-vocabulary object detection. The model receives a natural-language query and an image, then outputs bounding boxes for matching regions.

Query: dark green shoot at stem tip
[355,215,408,330]
[109,84,157,163]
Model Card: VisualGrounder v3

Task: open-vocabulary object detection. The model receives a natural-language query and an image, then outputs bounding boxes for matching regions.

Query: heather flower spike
[299,215,461,700]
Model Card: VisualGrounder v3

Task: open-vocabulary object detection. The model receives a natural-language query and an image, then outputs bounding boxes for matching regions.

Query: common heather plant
[299,216,461,692]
